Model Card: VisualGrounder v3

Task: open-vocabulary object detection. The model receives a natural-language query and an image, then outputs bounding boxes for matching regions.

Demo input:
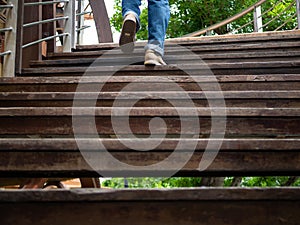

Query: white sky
[104,0,115,18]
[80,0,146,44]
[81,0,118,44]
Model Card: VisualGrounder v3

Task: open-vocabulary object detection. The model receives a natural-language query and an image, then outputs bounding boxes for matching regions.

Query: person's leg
[146,0,170,57]
[122,0,142,29]
[120,0,142,52]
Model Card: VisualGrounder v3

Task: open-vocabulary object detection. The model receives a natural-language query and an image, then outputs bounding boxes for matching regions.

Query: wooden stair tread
[0,107,298,117]
[1,91,299,100]
[1,138,299,151]
[2,74,300,83]
[21,60,300,76]
[0,150,299,176]
[0,188,299,201]
[1,188,299,225]
[31,54,300,67]
[1,31,299,180]
[73,30,300,51]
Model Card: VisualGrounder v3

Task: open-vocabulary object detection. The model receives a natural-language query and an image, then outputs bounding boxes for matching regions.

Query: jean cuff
[145,43,164,56]
[123,10,140,31]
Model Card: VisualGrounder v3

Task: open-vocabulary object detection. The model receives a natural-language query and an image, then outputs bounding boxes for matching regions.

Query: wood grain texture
[0,188,299,225]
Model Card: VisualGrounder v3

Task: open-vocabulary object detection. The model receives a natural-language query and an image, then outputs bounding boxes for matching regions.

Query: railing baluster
[3,0,19,77]
[63,0,76,52]
[254,5,263,32]
[77,0,85,45]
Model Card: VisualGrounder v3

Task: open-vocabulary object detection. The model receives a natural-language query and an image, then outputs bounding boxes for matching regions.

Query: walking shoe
[144,49,167,66]
[119,13,136,53]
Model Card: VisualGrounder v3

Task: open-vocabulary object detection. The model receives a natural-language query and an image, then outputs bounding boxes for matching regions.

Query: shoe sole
[119,20,136,53]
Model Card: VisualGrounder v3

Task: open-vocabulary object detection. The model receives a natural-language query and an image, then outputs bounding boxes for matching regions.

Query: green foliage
[102,177,299,188]
[102,177,202,188]
[241,177,300,187]
[110,0,298,39]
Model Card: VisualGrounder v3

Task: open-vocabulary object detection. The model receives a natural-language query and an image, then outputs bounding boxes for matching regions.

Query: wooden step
[31,52,300,68]
[0,107,298,137]
[1,74,300,92]
[1,91,299,107]
[47,48,300,60]
[21,61,300,76]
[0,188,299,225]
[0,138,299,176]
[72,30,300,52]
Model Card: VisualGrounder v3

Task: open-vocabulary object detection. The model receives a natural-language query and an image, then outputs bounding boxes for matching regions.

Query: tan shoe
[144,49,167,66]
[119,13,136,53]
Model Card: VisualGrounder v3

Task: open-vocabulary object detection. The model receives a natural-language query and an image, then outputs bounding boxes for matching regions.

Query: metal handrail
[76,0,92,44]
[0,50,11,57]
[0,0,95,77]
[260,0,296,29]
[184,0,267,37]
[23,0,69,7]
[275,12,297,31]
[22,33,68,49]
[76,11,92,17]
[23,16,68,28]
[184,0,300,37]
[257,0,283,19]
[0,4,13,9]
[21,0,73,52]
[230,0,293,34]
[0,27,12,32]
[2,0,17,77]
[76,25,90,32]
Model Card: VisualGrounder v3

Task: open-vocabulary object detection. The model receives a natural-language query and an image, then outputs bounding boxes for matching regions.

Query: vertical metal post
[3,0,18,77]
[63,0,76,52]
[296,0,300,29]
[77,0,85,45]
[254,5,263,32]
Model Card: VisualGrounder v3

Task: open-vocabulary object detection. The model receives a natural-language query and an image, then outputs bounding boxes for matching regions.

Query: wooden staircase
[0,30,299,224]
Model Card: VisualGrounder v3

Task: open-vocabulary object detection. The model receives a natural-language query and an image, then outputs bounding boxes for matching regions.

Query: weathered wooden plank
[0,90,299,108]
[23,60,300,72]
[1,188,299,201]
[20,61,300,76]
[74,30,300,50]
[1,81,299,92]
[47,49,300,60]
[2,74,300,84]
[0,116,298,136]
[0,151,299,176]
[30,53,300,67]
[1,82,299,92]
[1,99,299,108]
[73,40,300,54]
[0,107,299,117]
[1,91,299,100]
[0,138,299,151]
[1,188,299,225]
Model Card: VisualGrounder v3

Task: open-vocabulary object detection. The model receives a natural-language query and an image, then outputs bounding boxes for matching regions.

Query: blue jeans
[122,0,170,56]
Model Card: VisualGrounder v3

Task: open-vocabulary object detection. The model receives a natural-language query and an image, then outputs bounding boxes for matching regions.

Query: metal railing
[185,0,300,37]
[1,0,17,77]
[0,0,93,77]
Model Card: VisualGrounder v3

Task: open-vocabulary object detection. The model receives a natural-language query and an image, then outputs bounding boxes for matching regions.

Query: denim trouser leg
[122,0,142,31]
[122,0,170,56]
[146,0,170,56]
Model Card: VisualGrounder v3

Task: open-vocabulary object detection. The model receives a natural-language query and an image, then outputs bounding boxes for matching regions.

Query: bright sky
[104,0,115,18]
[82,0,118,44]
